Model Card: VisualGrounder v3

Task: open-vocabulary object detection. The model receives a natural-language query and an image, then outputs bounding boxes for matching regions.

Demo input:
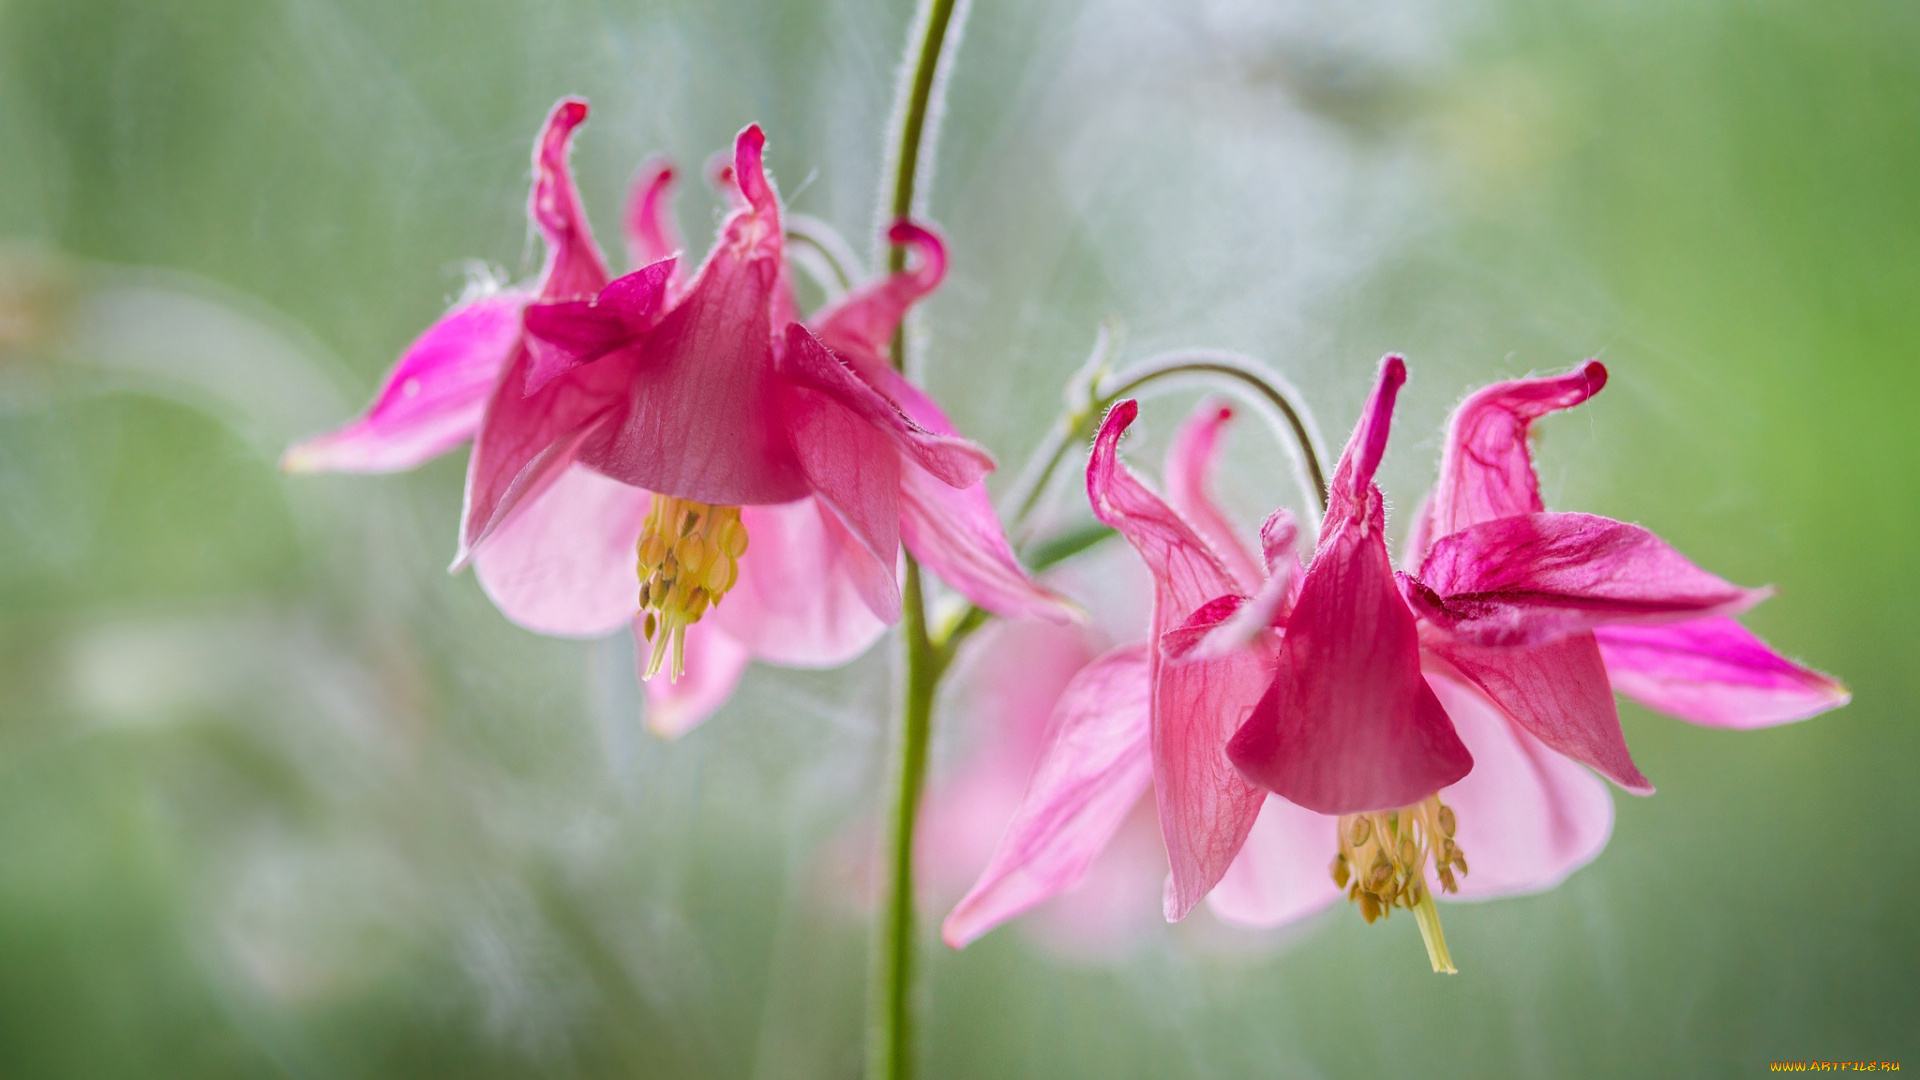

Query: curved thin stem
[1101,350,1329,514]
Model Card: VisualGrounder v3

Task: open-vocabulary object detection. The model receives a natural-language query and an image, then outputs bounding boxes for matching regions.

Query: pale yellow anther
[1335,793,1468,974]
[634,495,748,682]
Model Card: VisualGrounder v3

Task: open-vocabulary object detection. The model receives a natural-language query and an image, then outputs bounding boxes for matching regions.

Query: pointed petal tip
[1381,353,1408,386]
[551,97,589,129]
[1580,358,1608,390]
[733,124,775,211]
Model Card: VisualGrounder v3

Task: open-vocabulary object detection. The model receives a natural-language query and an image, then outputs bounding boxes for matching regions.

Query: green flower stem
[869,2,964,1079]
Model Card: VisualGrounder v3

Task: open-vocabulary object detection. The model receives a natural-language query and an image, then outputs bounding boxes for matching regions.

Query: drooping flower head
[287,100,1069,735]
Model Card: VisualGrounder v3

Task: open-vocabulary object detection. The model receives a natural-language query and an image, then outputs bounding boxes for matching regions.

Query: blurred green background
[1,0,1914,1076]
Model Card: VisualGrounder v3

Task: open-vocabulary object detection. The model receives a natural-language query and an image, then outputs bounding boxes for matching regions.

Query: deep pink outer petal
[705,498,891,665]
[624,157,684,279]
[1163,400,1262,592]
[1596,617,1850,728]
[1206,795,1342,929]
[578,125,812,506]
[901,466,1079,623]
[1227,358,1473,815]
[783,374,904,595]
[942,644,1154,948]
[1408,511,1767,647]
[523,259,676,394]
[283,292,527,473]
[644,617,751,738]
[1423,629,1653,793]
[1426,668,1615,899]
[472,464,650,637]
[779,325,993,490]
[1429,360,1607,542]
[1087,401,1268,920]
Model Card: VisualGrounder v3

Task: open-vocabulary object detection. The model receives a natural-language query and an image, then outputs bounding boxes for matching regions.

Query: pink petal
[1429,361,1607,540]
[1426,668,1615,898]
[457,103,625,558]
[705,497,892,665]
[1205,795,1342,929]
[1596,617,1850,728]
[1407,512,1768,648]
[809,220,946,381]
[901,465,1078,623]
[624,157,684,278]
[1087,400,1268,920]
[779,324,994,490]
[282,292,527,473]
[1423,629,1653,793]
[577,125,813,506]
[1186,511,1302,660]
[471,464,650,637]
[942,644,1155,948]
[643,617,751,738]
[1227,357,1473,815]
[1163,399,1263,593]
[457,345,627,563]
[783,375,904,590]
[523,258,675,394]
[528,98,611,304]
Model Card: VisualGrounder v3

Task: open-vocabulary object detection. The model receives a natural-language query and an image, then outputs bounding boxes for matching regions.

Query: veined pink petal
[779,325,993,489]
[523,258,676,394]
[1164,400,1263,593]
[783,376,904,591]
[624,157,684,279]
[1423,629,1653,793]
[282,292,527,473]
[1088,401,1268,920]
[1407,512,1768,648]
[457,346,627,562]
[1227,357,1473,815]
[529,98,611,304]
[901,466,1078,623]
[1186,510,1302,660]
[1206,795,1342,929]
[1596,617,1850,728]
[1429,361,1607,540]
[942,644,1154,948]
[644,617,751,738]
[810,220,946,381]
[1426,668,1614,898]
[578,125,812,506]
[471,464,650,637]
[705,498,891,665]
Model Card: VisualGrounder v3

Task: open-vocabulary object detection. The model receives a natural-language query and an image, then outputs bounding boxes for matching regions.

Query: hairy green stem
[868,2,964,1078]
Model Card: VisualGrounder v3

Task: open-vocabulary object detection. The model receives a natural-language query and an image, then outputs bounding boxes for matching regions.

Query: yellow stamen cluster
[636,495,749,681]
[1329,794,1469,974]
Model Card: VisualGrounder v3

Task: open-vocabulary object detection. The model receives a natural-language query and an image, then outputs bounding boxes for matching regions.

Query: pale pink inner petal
[1596,617,1850,729]
[706,498,890,667]
[283,292,527,474]
[942,644,1155,948]
[1206,794,1342,929]
[472,464,651,638]
[1427,669,1615,899]
[643,617,752,738]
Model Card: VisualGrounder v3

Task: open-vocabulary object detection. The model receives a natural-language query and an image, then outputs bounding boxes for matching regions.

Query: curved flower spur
[286,99,1072,735]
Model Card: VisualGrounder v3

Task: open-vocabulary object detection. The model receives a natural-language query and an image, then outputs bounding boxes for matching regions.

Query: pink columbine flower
[941,399,1342,948]
[285,99,1070,735]
[1210,357,1847,965]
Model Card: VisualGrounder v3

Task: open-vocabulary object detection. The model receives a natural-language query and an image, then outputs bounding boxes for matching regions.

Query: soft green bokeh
[1,0,1914,1076]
